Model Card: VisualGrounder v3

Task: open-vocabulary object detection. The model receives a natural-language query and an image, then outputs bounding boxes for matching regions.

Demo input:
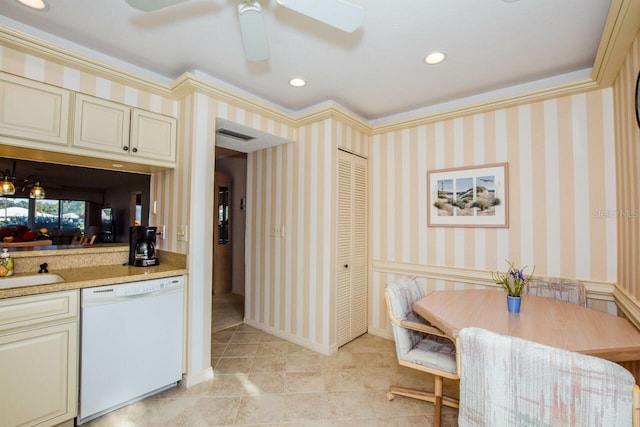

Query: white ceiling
[0,0,610,123]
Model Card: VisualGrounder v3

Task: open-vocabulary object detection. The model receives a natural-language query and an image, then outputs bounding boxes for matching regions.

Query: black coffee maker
[129,226,159,267]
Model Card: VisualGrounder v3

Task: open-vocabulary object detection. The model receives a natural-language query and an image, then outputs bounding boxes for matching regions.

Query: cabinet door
[73,93,131,154]
[0,322,78,427]
[130,108,177,162]
[0,290,78,333]
[0,73,70,145]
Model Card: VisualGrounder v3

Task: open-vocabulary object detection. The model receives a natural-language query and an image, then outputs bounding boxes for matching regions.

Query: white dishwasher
[78,276,184,424]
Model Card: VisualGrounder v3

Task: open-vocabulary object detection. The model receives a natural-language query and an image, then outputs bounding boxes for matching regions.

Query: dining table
[413,289,640,363]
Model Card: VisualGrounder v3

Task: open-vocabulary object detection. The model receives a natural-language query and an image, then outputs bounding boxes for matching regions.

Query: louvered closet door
[337,150,368,347]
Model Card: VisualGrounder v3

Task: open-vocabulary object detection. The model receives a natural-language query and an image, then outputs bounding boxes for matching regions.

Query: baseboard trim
[367,326,393,341]
[181,367,213,389]
[243,318,335,355]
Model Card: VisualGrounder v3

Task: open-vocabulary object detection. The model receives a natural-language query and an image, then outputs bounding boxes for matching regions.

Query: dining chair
[523,277,587,306]
[456,327,640,427]
[384,276,459,427]
[80,234,96,244]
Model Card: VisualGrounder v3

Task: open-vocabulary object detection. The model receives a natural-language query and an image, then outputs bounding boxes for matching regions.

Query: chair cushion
[458,327,634,427]
[385,276,425,323]
[404,334,457,374]
[386,276,457,375]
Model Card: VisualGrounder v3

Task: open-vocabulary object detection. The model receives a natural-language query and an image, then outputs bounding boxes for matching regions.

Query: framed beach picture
[427,163,509,228]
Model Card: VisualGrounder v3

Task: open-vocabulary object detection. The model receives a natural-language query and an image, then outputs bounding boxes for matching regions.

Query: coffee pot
[128,226,159,267]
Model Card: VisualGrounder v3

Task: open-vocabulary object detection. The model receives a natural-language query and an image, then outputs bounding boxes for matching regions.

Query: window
[0,197,86,230]
[34,199,59,229]
[0,198,29,227]
[61,200,85,229]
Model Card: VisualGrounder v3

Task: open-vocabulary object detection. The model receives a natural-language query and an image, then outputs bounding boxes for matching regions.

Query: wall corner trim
[614,286,640,329]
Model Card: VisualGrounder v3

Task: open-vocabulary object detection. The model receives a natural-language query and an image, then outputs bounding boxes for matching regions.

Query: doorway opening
[212,147,247,333]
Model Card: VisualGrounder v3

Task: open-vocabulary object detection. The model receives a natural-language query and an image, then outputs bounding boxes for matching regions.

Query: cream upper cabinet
[73,93,177,165]
[0,73,70,145]
[130,108,177,163]
[0,72,177,168]
[73,93,131,154]
[0,290,79,427]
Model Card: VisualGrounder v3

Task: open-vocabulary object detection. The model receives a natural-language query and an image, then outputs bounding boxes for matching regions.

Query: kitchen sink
[0,274,64,289]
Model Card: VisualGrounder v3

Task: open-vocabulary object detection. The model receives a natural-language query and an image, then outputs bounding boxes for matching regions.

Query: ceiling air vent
[216,128,256,142]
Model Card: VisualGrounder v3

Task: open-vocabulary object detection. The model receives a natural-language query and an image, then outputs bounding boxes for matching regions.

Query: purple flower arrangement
[491,261,535,297]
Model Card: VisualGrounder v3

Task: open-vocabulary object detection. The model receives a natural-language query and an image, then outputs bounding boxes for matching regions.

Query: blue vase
[507,295,521,313]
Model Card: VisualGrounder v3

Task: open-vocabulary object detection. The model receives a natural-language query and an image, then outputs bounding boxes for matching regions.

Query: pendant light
[29,182,45,199]
[0,171,16,196]
[0,160,46,198]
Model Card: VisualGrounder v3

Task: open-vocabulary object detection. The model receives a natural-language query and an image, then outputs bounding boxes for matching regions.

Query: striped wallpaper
[614,30,640,380]
[1,24,638,378]
[370,89,619,335]
[242,116,368,352]
[613,30,640,304]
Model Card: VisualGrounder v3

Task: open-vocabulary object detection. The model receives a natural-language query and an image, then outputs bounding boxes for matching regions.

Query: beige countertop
[0,263,188,299]
[0,245,188,299]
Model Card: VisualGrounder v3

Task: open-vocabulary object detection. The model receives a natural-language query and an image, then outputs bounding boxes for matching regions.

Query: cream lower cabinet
[0,290,79,427]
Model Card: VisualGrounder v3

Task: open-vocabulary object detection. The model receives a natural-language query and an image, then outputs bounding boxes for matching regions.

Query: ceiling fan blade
[276,0,364,33]
[124,0,191,12]
[237,1,270,61]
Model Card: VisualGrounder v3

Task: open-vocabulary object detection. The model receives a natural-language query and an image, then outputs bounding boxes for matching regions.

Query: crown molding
[0,25,172,97]
[370,78,599,134]
[293,102,371,134]
[172,73,372,134]
[171,72,297,127]
[1,0,637,135]
[591,0,640,87]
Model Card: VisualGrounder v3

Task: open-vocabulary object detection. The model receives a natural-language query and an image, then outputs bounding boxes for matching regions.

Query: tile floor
[83,324,460,426]
[212,292,245,332]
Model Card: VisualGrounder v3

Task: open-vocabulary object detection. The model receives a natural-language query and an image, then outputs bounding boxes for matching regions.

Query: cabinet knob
[132,147,138,153]
[344,264,349,269]
[123,146,129,151]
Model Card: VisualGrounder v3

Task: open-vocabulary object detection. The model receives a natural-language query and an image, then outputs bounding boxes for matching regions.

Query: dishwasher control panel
[81,276,184,305]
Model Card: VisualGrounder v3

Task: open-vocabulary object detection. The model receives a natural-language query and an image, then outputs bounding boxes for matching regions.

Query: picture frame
[427,162,509,228]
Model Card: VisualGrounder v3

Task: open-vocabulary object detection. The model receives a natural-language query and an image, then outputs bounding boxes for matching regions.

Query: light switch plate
[177,224,188,242]
[270,225,285,237]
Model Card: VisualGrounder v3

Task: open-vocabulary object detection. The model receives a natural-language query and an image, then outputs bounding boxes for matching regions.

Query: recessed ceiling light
[289,78,306,87]
[15,0,49,10]
[424,51,447,65]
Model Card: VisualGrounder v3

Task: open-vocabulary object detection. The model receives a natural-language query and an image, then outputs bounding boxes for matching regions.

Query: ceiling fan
[124,0,365,61]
